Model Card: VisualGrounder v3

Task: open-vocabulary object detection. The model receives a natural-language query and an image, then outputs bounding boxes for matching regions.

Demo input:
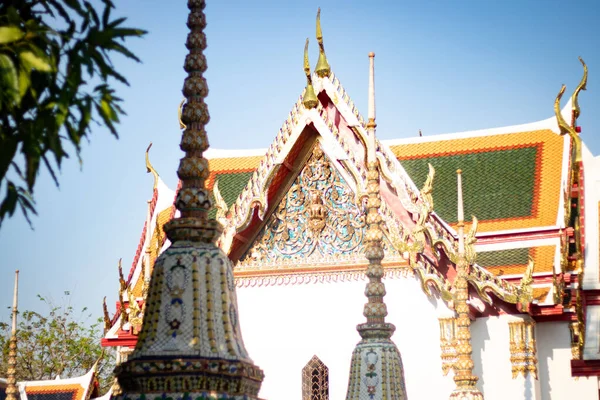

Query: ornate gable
[236,144,400,277]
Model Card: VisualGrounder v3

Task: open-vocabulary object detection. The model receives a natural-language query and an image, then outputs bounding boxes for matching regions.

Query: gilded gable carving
[237,145,398,271]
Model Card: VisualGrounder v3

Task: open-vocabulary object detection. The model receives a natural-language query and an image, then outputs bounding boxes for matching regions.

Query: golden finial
[315,8,331,78]
[303,38,318,109]
[178,99,186,130]
[102,296,111,333]
[518,256,535,312]
[145,143,159,190]
[572,57,587,122]
[464,216,478,265]
[118,258,126,293]
[554,84,582,163]
[571,57,587,122]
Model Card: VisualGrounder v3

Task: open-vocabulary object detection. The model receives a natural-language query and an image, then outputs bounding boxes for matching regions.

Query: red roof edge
[127,188,159,283]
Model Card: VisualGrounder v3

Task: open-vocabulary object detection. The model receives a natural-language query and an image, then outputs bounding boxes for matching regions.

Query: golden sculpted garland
[508,320,538,379]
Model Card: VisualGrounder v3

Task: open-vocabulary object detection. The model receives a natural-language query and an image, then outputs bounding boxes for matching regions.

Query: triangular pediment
[235,142,401,274]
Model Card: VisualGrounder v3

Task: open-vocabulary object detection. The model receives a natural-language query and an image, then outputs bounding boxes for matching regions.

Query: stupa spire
[6,270,19,400]
[346,53,408,400]
[112,1,264,398]
[448,170,484,400]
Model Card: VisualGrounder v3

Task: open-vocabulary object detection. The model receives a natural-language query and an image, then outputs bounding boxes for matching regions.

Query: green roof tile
[400,146,538,223]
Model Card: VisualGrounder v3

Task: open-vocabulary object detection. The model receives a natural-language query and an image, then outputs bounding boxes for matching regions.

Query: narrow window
[302,355,329,400]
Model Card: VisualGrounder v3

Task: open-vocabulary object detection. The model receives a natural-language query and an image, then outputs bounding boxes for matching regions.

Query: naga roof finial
[145,142,159,190]
[315,8,331,78]
[303,38,318,109]
[555,84,582,163]
[571,56,587,122]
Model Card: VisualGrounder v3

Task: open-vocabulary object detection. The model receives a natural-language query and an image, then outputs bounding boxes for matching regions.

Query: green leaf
[18,67,31,99]
[0,53,19,105]
[0,26,25,44]
[20,51,53,72]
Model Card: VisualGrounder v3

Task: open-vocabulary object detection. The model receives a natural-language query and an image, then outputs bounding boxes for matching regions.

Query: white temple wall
[584,305,600,359]
[537,321,597,399]
[236,275,600,399]
[236,273,454,400]
[472,315,542,400]
[582,146,600,289]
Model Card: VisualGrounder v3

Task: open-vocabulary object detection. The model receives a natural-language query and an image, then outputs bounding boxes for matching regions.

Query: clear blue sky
[1,0,599,321]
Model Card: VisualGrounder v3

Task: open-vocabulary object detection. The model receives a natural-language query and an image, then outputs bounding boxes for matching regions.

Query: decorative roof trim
[383,98,574,147]
[204,148,268,159]
[475,236,560,252]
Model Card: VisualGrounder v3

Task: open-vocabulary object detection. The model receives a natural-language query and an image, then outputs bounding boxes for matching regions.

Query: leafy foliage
[0,0,146,227]
[0,293,115,394]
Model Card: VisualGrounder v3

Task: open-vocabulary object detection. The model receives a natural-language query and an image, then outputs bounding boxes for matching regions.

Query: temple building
[101,7,600,400]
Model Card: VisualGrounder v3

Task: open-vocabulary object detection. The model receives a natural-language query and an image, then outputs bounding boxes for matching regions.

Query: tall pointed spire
[449,170,484,400]
[315,8,331,78]
[346,53,408,400]
[303,38,318,109]
[113,1,264,398]
[6,270,19,400]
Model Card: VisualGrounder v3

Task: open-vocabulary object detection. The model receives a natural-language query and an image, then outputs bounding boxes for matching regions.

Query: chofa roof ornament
[303,38,318,109]
[315,8,331,78]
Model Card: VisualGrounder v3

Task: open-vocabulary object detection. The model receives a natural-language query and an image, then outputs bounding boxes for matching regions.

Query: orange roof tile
[389,130,564,233]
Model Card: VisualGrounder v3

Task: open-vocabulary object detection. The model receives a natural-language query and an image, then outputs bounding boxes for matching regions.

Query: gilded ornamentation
[464,217,478,265]
[517,256,535,312]
[571,57,588,122]
[571,277,585,360]
[103,296,112,333]
[413,259,453,302]
[552,268,565,305]
[127,288,144,335]
[178,98,186,130]
[307,189,327,234]
[555,84,582,163]
[239,145,374,267]
[118,258,127,329]
[467,265,519,305]
[315,8,331,78]
[303,38,318,109]
[439,317,458,375]
[213,180,235,254]
[508,320,538,379]
[145,143,159,190]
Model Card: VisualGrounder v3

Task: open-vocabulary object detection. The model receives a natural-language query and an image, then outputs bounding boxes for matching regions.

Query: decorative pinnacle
[555,83,583,163]
[6,270,19,400]
[145,143,159,190]
[164,0,221,244]
[572,56,587,122]
[303,38,318,109]
[357,52,394,340]
[449,171,483,400]
[315,8,331,78]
